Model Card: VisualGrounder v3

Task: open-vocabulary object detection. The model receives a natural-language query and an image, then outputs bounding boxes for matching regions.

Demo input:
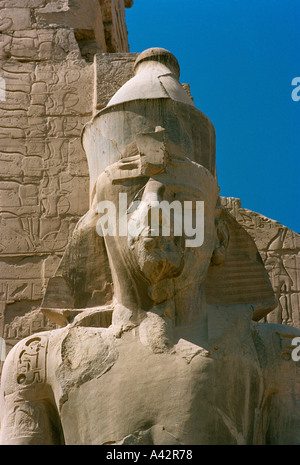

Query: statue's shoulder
[53,322,119,400]
[251,320,300,366]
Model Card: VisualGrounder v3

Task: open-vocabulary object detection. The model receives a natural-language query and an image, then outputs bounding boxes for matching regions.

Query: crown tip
[134,47,180,79]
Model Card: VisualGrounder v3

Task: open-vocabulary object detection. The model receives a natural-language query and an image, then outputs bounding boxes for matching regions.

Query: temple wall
[0,0,133,353]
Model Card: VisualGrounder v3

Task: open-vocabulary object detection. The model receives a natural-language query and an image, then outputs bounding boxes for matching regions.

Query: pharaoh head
[41,48,276,326]
[84,49,222,303]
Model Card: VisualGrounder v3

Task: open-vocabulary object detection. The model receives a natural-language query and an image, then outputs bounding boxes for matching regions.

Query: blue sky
[125,0,300,232]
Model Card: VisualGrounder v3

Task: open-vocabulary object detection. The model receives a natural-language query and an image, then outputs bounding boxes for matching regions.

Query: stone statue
[1,48,300,445]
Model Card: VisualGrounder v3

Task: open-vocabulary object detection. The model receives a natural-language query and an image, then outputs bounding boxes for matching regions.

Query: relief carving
[16,335,47,387]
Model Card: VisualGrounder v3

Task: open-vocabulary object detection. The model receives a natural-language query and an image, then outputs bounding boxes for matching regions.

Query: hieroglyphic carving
[94,52,137,111]
[221,197,300,328]
[264,253,293,324]
[0,333,56,444]
[0,1,134,354]
[16,335,48,387]
[4,308,56,351]
[0,60,92,254]
[0,9,13,59]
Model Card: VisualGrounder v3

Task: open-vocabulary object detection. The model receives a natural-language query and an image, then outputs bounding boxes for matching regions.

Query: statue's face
[96,153,219,288]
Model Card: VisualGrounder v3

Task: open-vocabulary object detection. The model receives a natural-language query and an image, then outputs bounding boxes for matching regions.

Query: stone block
[94,52,137,110]
[68,138,89,177]
[0,257,43,281]
[0,8,32,31]
[25,117,47,138]
[0,89,30,111]
[22,156,44,180]
[0,153,23,180]
[100,0,129,52]
[0,1,46,7]
[25,140,45,156]
[0,138,27,155]
[19,184,40,206]
[0,181,20,207]
[59,174,89,215]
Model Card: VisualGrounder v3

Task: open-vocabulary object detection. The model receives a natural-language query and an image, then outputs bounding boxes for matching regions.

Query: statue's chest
[55,328,260,445]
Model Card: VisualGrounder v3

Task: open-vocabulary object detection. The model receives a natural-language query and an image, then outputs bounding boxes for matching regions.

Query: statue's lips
[137,236,185,279]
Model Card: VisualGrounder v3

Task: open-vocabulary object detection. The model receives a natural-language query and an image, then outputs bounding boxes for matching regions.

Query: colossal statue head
[83,47,217,200]
[41,48,276,328]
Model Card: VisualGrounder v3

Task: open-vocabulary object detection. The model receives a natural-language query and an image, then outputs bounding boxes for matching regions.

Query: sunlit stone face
[96,154,219,287]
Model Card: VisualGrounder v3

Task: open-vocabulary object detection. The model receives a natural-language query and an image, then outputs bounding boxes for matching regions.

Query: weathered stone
[0,1,46,7]
[94,52,137,111]
[220,197,300,328]
[0,8,32,31]
[0,0,299,447]
[1,47,299,446]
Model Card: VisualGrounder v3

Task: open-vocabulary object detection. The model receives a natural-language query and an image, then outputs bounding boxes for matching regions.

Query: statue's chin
[135,242,184,284]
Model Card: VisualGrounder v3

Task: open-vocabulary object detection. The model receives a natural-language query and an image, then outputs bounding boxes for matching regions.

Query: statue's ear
[211,217,230,265]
